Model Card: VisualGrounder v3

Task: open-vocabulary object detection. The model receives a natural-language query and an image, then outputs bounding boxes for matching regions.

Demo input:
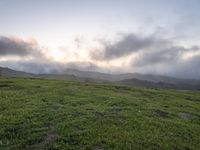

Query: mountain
[61,69,200,89]
[1,66,200,90]
[118,78,177,89]
[118,78,200,90]
[0,67,106,82]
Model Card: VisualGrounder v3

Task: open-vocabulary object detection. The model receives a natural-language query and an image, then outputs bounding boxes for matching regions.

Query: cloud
[0,34,200,79]
[0,35,102,74]
[172,55,200,79]
[90,33,169,60]
[128,38,200,79]
[132,54,200,79]
[0,59,101,74]
[0,36,42,57]
[89,32,200,79]
[133,47,183,67]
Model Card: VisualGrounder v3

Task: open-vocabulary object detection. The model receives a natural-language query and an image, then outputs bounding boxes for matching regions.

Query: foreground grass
[0,77,200,150]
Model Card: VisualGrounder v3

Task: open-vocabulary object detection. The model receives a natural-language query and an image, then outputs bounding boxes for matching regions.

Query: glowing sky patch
[0,0,200,78]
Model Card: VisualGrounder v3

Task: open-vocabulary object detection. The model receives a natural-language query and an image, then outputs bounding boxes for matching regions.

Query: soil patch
[93,146,104,150]
[30,124,59,149]
[154,109,169,118]
[178,112,193,120]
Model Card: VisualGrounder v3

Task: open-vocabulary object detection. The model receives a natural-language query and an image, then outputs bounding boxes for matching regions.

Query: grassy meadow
[0,77,200,150]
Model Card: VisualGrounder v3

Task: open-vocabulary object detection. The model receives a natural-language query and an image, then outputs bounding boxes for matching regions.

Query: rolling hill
[0,66,33,78]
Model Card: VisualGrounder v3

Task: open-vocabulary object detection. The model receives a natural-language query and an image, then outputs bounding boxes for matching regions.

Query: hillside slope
[1,77,200,149]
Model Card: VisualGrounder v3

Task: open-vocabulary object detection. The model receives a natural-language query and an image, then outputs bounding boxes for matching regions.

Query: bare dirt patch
[93,146,105,150]
[107,106,123,113]
[186,96,200,102]
[94,111,105,118]
[30,124,59,149]
[154,109,169,118]
[178,112,193,120]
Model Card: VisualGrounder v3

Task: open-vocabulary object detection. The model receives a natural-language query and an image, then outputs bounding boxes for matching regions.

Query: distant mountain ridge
[1,66,200,90]
[62,68,199,82]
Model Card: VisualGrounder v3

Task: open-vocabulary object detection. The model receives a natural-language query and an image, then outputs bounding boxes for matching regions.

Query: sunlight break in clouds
[1,33,200,79]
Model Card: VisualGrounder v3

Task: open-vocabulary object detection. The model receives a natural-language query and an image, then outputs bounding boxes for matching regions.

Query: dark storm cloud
[90,33,169,60]
[0,36,42,57]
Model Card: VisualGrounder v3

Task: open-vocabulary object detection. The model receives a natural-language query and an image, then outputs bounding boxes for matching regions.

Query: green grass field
[0,77,200,150]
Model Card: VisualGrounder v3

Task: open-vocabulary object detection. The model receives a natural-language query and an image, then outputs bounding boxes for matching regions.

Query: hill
[0,66,33,77]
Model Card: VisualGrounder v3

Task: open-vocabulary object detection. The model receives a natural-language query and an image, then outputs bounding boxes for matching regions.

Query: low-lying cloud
[89,33,200,79]
[0,59,101,74]
[0,34,200,79]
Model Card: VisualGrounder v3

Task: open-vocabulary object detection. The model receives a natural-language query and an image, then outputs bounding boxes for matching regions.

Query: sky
[0,0,200,79]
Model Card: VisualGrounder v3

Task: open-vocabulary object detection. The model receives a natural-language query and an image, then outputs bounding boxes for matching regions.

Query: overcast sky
[0,0,200,79]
